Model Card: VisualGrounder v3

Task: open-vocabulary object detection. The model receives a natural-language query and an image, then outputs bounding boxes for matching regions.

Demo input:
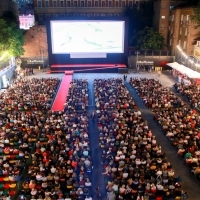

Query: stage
[49,64,127,73]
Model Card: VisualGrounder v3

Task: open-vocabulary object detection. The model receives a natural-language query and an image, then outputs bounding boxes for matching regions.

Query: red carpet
[51,75,72,111]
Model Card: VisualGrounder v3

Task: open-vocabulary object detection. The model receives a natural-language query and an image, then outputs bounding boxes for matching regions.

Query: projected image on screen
[51,21,125,54]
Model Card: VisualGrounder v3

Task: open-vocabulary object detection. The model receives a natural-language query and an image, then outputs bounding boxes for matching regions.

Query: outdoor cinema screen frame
[46,17,129,65]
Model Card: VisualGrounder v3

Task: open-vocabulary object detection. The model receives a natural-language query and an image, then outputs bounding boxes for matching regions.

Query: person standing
[95,187,101,200]
[158,70,161,77]
[107,190,116,200]
[91,111,96,121]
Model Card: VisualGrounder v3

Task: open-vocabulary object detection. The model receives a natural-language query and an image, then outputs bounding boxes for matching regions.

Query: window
[38,14,43,21]
[74,1,78,7]
[87,13,92,17]
[45,0,49,7]
[129,1,132,7]
[183,41,186,49]
[101,13,106,16]
[87,1,91,7]
[108,13,112,17]
[122,1,125,7]
[102,1,105,7]
[37,0,42,7]
[109,1,112,7]
[171,15,174,21]
[67,14,72,16]
[161,25,164,29]
[114,14,119,17]
[180,27,182,35]
[170,39,172,46]
[94,13,99,16]
[115,1,119,7]
[53,14,58,17]
[80,14,85,16]
[161,4,166,8]
[74,14,78,16]
[171,27,173,34]
[181,14,183,21]
[45,14,50,18]
[60,14,65,17]
[67,1,70,7]
[95,1,98,7]
[53,1,57,7]
[81,1,84,7]
[186,15,189,21]
[161,16,165,19]
[185,28,188,36]
[60,0,64,7]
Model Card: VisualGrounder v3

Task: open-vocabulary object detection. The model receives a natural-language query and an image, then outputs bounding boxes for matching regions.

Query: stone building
[169,2,200,56]
[33,0,149,25]
[22,24,48,58]
[153,0,186,47]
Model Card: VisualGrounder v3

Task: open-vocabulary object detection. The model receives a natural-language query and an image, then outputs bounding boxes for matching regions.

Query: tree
[130,27,164,50]
[0,19,24,57]
[191,0,200,28]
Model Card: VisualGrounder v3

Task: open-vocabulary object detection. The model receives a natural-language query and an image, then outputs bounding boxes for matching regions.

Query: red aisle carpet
[51,75,72,111]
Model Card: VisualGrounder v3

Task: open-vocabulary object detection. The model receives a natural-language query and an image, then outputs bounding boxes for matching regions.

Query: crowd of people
[130,77,200,183]
[129,78,184,111]
[65,79,89,111]
[18,79,93,200]
[0,78,60,111]
[0,73,194,200]
[174,82,200,110]
[94,78,183,200]
[0,78,60,199]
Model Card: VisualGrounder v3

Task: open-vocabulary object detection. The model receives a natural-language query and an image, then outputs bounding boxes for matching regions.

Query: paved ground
[22,69,200,199]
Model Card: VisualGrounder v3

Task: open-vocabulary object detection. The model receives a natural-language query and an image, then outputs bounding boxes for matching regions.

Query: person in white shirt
[85,196,92,200]
[50,165,56,173]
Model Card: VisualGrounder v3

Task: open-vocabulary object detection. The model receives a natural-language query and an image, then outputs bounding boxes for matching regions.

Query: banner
[27,60,43,64]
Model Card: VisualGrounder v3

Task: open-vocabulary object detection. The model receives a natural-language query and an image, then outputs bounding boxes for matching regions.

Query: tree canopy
[130,27,164,50]
[0,19,24,57]
[191,0,200,28]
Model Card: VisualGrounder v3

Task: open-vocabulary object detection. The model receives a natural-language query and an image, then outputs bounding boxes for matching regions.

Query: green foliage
[123,1,154,41]
[0,19,24,57]
[130,27,164,50]
[191,0,200,28]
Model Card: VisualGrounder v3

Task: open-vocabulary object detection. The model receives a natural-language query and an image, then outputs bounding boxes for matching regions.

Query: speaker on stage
[118,68,128,73]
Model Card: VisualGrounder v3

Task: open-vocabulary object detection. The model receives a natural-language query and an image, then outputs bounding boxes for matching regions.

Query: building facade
[153,0,185,47]
[33,0,149,24]
[169,6,200,56]
[19,14,35,30]
[0,0,19,20]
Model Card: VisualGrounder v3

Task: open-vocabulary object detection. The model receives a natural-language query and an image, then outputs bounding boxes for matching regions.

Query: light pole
[135,51,140,72]
[40,50,44,72]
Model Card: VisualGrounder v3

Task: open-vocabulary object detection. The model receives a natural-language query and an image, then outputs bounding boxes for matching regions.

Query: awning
[167,62,200,79]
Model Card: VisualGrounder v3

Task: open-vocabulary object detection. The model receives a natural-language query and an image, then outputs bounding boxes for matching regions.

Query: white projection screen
[50,20,125,54]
